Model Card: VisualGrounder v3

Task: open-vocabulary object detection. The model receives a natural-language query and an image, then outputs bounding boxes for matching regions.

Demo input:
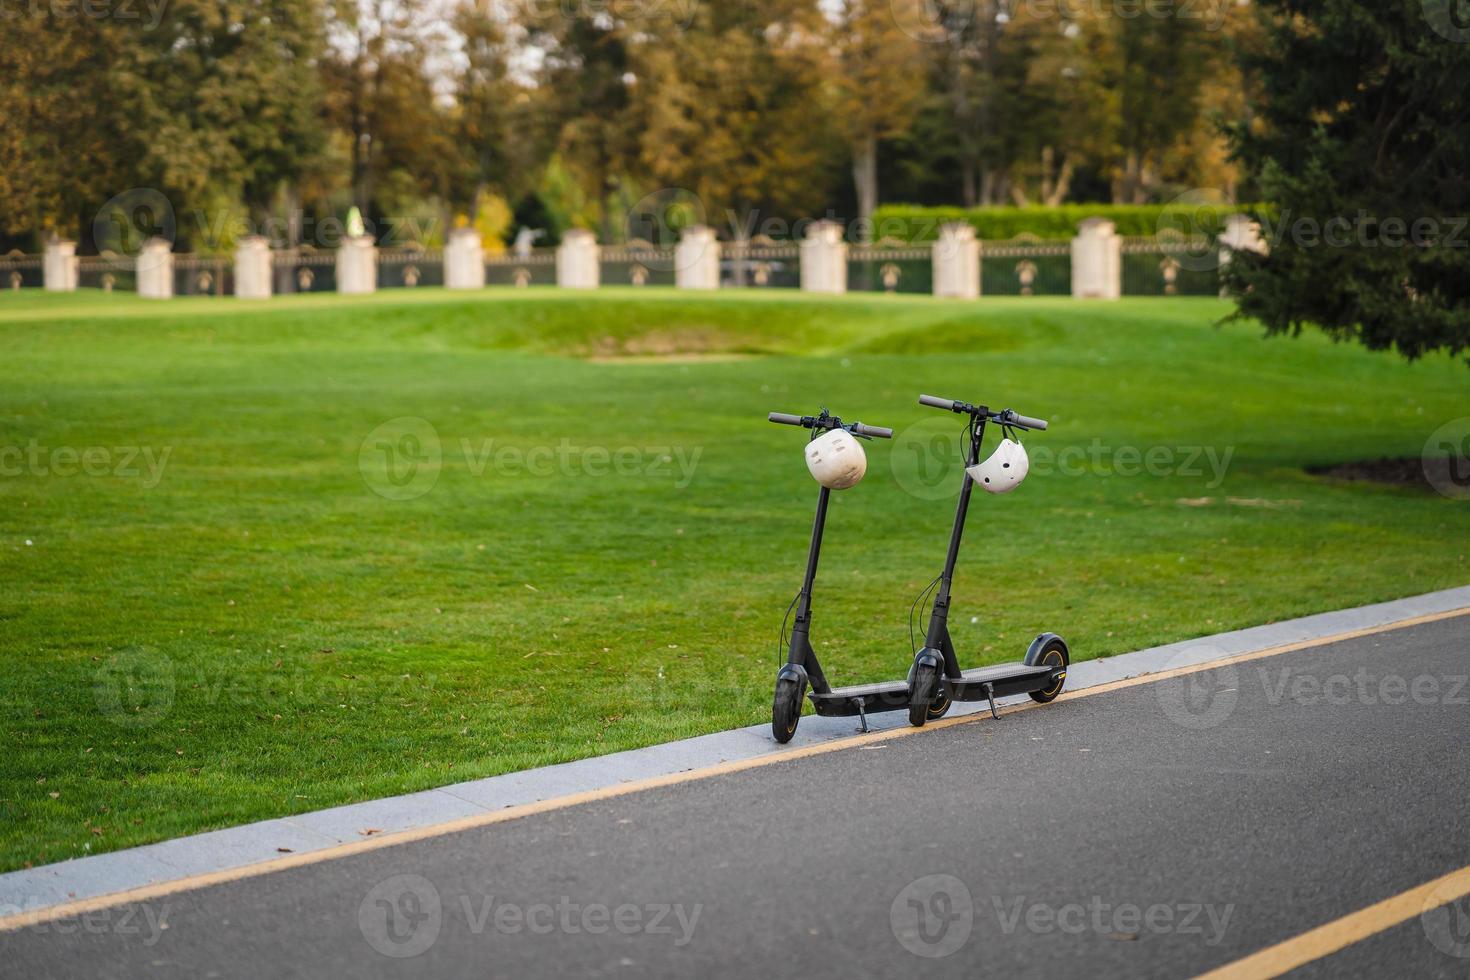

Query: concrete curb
[4,585,1469,915]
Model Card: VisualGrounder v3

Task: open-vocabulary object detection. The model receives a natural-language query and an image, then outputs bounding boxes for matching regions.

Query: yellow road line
[1,605,1466,934]
[1194,864,1470,979]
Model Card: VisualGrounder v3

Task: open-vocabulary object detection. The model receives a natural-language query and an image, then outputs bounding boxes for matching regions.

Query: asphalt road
[5,615,1469,979]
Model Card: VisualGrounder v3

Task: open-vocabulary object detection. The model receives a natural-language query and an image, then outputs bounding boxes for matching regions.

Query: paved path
[3,613,1468,978]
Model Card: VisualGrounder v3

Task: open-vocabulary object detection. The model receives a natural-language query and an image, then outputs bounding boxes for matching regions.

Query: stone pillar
[444,227,485,290]
[1218,213,1267,266]
[932,222,980,299]
[556,229,600,289]
[799,221,847,294]
[137,238,174,300]
[235,236,272,300]
[43,240,78,293]
[1071,218,1121,300]
[674,225,720,290]
[337,235,377,295]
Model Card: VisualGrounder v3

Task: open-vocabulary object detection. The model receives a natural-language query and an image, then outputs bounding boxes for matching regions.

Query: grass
[1,287,1466,872]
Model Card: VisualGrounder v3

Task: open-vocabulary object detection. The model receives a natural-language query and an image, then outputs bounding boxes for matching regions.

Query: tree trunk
[852,135,878,241]
[962,157,978,208]
[1044,154,1074,206]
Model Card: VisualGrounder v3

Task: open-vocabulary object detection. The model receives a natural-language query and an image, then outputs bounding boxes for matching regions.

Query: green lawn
[1,287,1466,871]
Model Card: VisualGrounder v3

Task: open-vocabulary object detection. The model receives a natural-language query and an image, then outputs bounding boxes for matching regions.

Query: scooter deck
[946,661,1062,701]
[808,680,910,717]
[807,661,1063,718]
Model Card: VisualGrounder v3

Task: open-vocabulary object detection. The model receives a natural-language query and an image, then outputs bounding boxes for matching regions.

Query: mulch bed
[1306,456,1463,492]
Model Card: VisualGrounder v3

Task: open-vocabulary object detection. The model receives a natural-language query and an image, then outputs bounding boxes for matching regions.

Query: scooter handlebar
[918,394,957,411]
[768,412,804,426]
[1002,410,1049,431]
[854,423,893,439]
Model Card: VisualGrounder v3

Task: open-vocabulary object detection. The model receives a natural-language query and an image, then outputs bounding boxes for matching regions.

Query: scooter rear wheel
[1026,637,1070,704]
[772,678,802,743]
[908,661,941,727]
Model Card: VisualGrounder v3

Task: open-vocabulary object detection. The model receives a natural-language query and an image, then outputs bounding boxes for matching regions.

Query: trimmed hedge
[871,203,1257,242]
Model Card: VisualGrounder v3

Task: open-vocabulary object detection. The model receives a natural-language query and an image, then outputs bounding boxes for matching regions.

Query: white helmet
[966,437,1029,494]
[805,428,868,489]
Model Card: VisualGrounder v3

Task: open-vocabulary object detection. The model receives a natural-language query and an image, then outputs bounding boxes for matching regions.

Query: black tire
[909,661,940,727]
[772,678,802,743]
[1026,637,1069,704]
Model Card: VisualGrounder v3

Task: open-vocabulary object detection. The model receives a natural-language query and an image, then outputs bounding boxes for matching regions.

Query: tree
[635,1,834,240]
[321,0,449,232]
[527,8,638,241]
[827,0,927,234]
[1224,0,1470,360]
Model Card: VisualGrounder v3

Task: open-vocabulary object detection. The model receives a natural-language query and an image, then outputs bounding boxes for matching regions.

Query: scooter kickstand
[855,697,869,733]
[982,682,999,721]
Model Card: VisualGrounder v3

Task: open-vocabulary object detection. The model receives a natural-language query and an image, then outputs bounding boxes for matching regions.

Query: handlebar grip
[1007,412,1048,431]
[768,412,803,426]
[919,394,957,411]
[855,423,893,439]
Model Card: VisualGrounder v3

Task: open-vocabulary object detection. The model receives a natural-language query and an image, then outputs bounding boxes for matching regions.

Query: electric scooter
[905,394,1070,727]
[768,408,902,743]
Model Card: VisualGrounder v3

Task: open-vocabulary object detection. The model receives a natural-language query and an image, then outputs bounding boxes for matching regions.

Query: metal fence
[486,249,555,287]
[7,236,1230,298]
[0,251,44,290]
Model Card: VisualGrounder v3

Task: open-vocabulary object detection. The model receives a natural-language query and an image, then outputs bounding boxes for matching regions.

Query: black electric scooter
[905,394,1070,727]
[768,409,901,743]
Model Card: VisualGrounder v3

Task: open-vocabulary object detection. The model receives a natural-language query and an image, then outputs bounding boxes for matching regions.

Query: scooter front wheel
[908,661,941,727]
[772,677,802,743]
